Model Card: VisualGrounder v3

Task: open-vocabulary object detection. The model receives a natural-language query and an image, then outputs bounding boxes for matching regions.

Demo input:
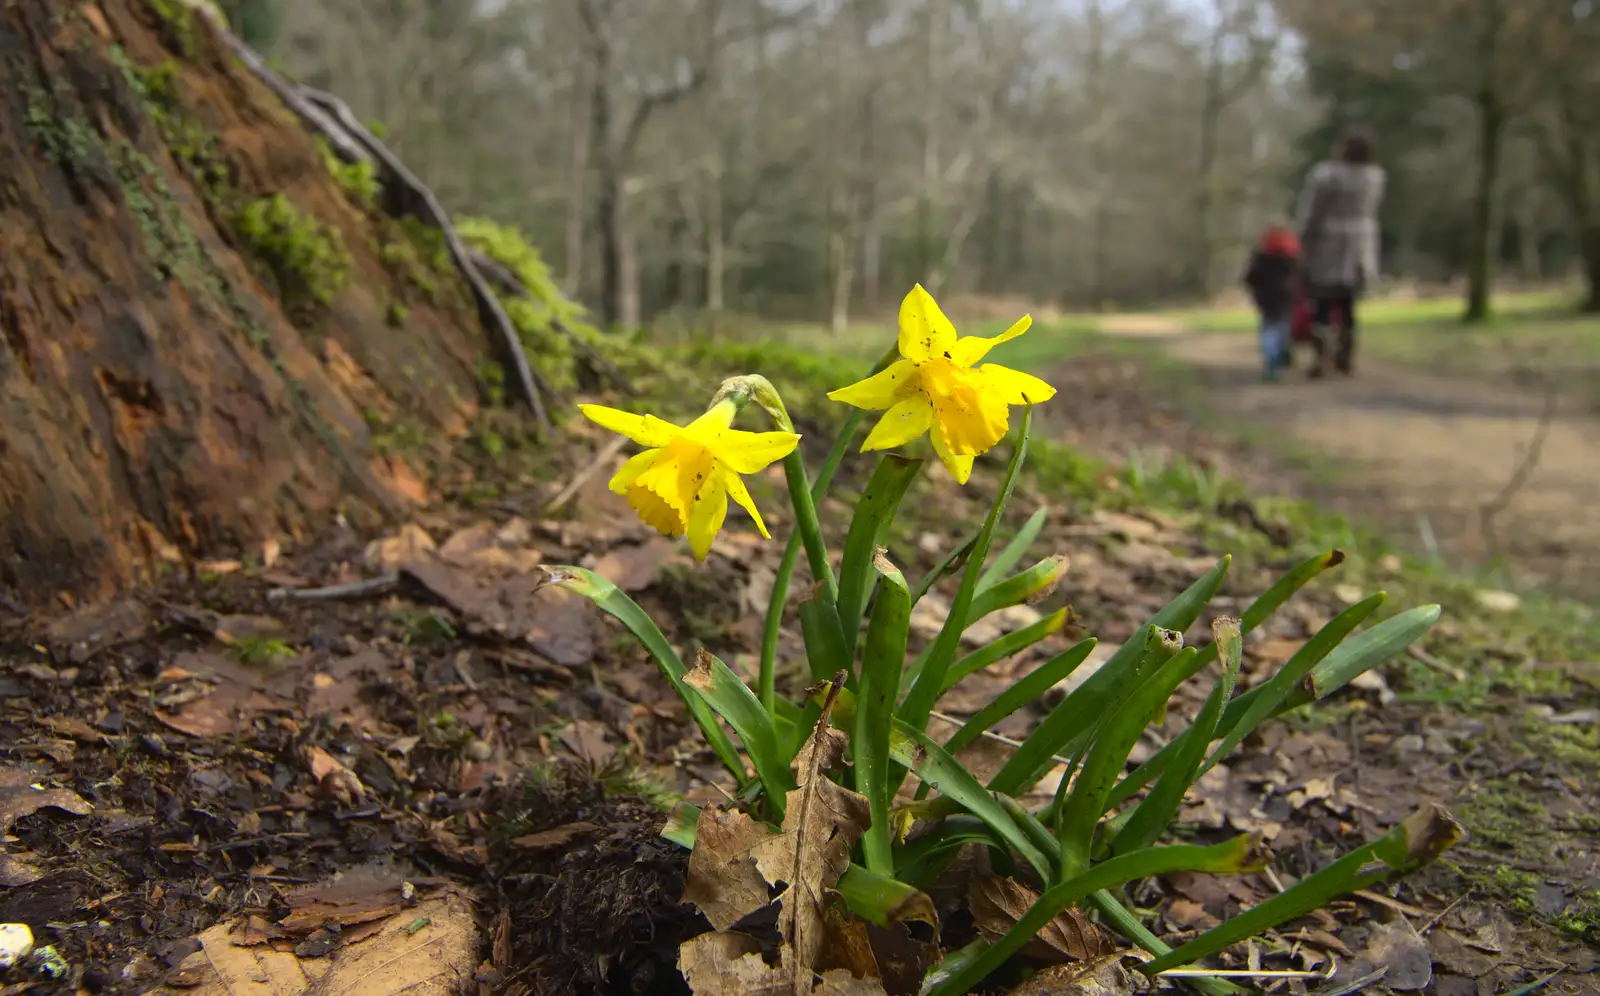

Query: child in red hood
[1243,227,1302,381]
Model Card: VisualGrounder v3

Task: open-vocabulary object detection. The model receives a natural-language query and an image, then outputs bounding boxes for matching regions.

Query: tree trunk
[618,190,640,328]
[829,233,855,336]
[1581,225,1600,313]
[562,73,590,296]
[705,176,725,312]
[1192,59,1223,299]
[1,0,504,606]
[590,75,625,328]
[1463,90,1504,323]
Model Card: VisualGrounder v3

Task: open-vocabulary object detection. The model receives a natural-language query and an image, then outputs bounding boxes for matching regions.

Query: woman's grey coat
[1295,161,1386,293]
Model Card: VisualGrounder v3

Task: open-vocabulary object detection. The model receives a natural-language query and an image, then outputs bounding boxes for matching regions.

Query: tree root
[215,28,630,422]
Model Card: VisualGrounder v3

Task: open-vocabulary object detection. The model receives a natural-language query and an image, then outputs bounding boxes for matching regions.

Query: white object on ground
[0,923,34,969]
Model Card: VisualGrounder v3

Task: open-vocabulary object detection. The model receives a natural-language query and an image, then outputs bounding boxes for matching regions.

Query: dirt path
[1096,317,1600,594]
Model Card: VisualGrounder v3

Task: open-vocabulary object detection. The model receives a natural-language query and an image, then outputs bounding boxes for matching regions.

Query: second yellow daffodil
[828,285,1056,483]
[579,400,800,560]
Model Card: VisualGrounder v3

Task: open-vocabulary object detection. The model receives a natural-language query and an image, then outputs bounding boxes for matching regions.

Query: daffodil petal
[721,469,770,538]
[979,364,1058,405]
[684,399,738,436]
[608,448,661,495]
[579,404,680,447]
[950,315,1033,367]
[687,473,729,561]
[827,359,918,411]
[713,429,801,474]
[930,427,975,485]
[898,284,958,361]
[930,370,1010,456]
[861,395,934,451]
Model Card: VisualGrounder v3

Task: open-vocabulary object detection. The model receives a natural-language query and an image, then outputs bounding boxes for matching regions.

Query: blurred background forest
[211,0,1600,329]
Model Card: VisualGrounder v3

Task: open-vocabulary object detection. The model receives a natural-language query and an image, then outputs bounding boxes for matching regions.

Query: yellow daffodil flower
[827,284,1056,484]
[579,400,800,560]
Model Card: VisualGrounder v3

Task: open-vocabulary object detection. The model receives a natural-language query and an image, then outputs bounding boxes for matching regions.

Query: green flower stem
[898,407,1034,732]
[758,408,864,714]
[836,455,923,650]
[855,551,912,875]
[1055,644,1196,879]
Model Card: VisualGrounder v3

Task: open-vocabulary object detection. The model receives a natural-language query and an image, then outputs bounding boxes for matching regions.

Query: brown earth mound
[0,0,570,609]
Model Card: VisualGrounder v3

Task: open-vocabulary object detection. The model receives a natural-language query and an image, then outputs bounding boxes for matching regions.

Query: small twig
[1480,369,1557,555]
[1261,865,1287,894]
[267,572,400,601]
[545,436,630,513]
[1417,892,1469,936]
[1305,966,1387,996]
[1353,888,1428,918]
[927,709,1077,770]
[452,650,479,692]
[1405,645,1467,683]
[1157,969,1329,979]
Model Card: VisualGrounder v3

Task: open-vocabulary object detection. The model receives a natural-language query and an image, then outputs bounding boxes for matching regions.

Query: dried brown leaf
[0,766,93,831]
[749,717,871,990]
[679,678,875,996]
[1362,917,1432,991]
[678,931,888,996]
[968,876,1112,964]
[1008,952,1134,996]
[157,893,474,996]
[0,852,45,887]
[816,901,880,982]
[229,916,287,948]
[681,808,774,932]
[303,747,366,805]
[364,523,437,571]
[508,822,600,852]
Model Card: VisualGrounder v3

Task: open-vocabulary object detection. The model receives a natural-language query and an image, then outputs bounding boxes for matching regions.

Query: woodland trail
[1095,316,1600,596]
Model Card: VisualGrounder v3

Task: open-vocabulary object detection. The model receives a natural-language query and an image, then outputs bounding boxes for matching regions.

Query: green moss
[115,52,231,193]
[458,218,609,394]
[318,139,381,209]
[385,299,410,328]
[474,359,506,406]
[144,0,198,58]
[230,636,293,665]
[370,420,427,456]
[378,230,438,300]
[22,84,102,178]
[475,430,505,459]
[398,216,450,272]
[235,194,350,312]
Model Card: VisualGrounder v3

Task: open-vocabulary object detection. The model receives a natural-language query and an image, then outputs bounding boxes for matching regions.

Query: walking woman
[1294,126,1386,377]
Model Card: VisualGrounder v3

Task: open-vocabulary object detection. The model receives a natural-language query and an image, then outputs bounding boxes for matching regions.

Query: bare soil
[0,365,1596,996]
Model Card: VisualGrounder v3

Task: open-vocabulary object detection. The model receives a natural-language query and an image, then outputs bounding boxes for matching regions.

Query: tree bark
[1463,87,1504,323]
[562,69,590,296]
[0,0,502,606]
[1581,225,1600,314]
[705,181,725,313]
